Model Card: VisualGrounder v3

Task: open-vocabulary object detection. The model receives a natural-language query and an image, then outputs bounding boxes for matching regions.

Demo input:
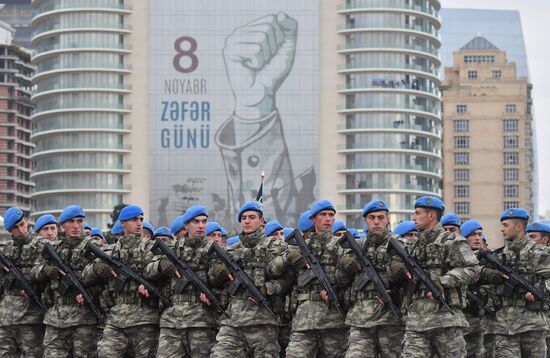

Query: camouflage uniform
[0,232,45,357]
[286,231,349,358]
[144,235,219,357]
[89,235,160,358]
[32,234,100,357]
[268,263,297,358]
[209,229,288,358]
[336,229,403,358]
[485,237,550,357]
[391,223,480,358]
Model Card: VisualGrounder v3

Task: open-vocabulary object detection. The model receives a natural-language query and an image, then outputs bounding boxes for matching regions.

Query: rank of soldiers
[1,196,549,357]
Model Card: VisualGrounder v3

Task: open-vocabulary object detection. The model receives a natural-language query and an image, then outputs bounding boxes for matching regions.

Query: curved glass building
[337,0,443,227]
[30,0,132,225]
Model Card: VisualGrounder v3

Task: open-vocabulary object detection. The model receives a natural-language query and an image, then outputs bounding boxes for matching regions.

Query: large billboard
[149,1,320,230]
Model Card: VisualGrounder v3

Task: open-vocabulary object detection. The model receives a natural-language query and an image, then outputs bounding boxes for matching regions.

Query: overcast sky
[442,0,550,217]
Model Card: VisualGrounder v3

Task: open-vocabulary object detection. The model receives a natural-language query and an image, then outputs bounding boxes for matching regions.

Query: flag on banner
[256,172,264,205]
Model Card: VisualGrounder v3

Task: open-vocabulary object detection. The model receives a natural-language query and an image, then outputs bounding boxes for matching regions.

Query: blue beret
[90,227,104,239]
[226,236,240,246]
[237,201,262,222]
[118,205,144,221]
[362,199,389,217]
[4,207,25,232]
[460,219,483,238]
[500,207,529,222]
[363,224,369,232]
[181,205,208,224]
[332,220,347,234]
[348,228,359,238]
[393,221,417,236]
[309,199,336,218]
[283,227,294,240]
[83,222,91,230]
[142,221,154,234]
[206,221,222,236]
[59,205,85,224]
[414,196,445,211]
[111,220,123,235]
[265,221,284,237]
[35,214,57,232]
[441,213,461,227]
[526,222,550,234]
[482,234,487,243]
[358,233,366,239]
[220,227,228,236]
[298,210,314,232]
[154,226,173,238]
[170,216,185,235]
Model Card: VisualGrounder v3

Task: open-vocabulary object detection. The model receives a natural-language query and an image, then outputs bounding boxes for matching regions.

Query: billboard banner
[149,0,320,230]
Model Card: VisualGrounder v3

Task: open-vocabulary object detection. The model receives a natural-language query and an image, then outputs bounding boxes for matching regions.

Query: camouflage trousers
[210,324,280,358]
[286,328,349,358]
[495,331,547,358]
[464,331,485,358]
[547,332,550,358]
[0,324,44,358]
[97,324,158,358]
[278,323,291,358]
[402,327,466,358]
[156,326,216,357]
[345,325,403,358]
[43,324,98,358]
[484,334,495,358]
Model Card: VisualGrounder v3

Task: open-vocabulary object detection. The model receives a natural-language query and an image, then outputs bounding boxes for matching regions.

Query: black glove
[288,250,306,269]
[390,261,407,277]
[338,255,361,275]
[482,268,506,284]
[159,259,176,277]
[93,262,112,280]
[43,265,60,279]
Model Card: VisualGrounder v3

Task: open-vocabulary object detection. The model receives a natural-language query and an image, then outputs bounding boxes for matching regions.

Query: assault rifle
[387,237,454,314]
[85,242,171,306]
[41,242,103,321]
[208,242,276,318]
[466,289,494,315]
[285,229,346,319]
[151,238,229,318]
[478,248,550,306]
[0,249,46,311]
[340,231,402,322]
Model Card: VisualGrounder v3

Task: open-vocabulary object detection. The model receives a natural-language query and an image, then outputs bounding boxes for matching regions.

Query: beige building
[442,36,534,248]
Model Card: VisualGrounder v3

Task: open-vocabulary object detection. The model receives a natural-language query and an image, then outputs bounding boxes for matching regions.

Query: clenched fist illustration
[223,12,298,119]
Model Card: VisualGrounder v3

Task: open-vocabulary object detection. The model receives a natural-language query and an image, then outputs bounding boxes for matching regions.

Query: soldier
[226,236,240,247]
[90,228,106,247]
[393,221,418,243]
[484,208,550,357]
[210,201,289,357]
[0,207,45,357]
[297,210,314,238]
[220,227,229,246]
[389,196,479,357]
[83,222,92,237]
[332,220,347,239]
[143,221,155,240]
[32,205,100,357]
[441,213,461,234]
[337,200,403,358]
[35,213,58,241]
[286,199,348,358]
[110,219,123,243]
[206,221,223,244]
[526,222,550,247]
[154,227,174,244]
[91,205,160,357]
[146,206,219,357]
[170,216,187,241]
[265,220,284,240]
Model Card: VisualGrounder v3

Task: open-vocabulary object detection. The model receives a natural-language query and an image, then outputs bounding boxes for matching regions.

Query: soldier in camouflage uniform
[32,205,100,357]
[0,207,45,357]
[482,208,550,357]
[209,201,289,357]
[389,196,480,358]
[393,221,418,244]
[286,199,349,358]
[35,214,58,241]
[336,200,403,358]
[144,206,219,357]
[88,205,161,358]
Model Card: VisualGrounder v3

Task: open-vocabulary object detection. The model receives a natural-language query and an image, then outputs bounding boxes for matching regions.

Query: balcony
[337,62,439,78]
[337,183,442,196]
[337,142,441,156]
[33,102,132,116]
[33,23,133,40]
[33,1,132,21]
[337,103,441,117]
[337,0,441,23]
[337,42,439,58]
[337,23,440,43]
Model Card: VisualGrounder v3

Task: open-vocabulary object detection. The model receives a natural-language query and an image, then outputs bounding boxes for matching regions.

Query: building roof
[460,36,499,51]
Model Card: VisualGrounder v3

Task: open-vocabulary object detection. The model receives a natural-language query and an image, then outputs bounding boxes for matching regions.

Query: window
[504,152,519,165]
[506,104,516,113]
[504,168,519,181]
[464,55,495,63]
[454,136,470,149]
[455,152,469,165]
[468,70,478,79]
[503,119,518,132]
[504,185,519,198]
[455,185,470,198]
[455,169,470,182]
[492,70,502,79]
[454,120,469,132]
[456,105,467,114]
[504,201,519,210]
[504,135,519,148]
[455,202,470,215]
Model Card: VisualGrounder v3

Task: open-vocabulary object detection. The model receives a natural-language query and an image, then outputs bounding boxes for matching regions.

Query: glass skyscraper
[30,0,133,225]
[337,0,443,227]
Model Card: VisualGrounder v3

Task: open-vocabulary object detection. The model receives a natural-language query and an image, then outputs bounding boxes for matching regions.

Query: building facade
[0,21,34,216]
[442,36,534,247]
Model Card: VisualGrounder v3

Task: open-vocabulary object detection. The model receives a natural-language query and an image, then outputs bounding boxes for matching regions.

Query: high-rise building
[333,0,443,227]
[30,0,134,226]
[0,21,34,216]
[441,36,534,247]
[0,0,33,48]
